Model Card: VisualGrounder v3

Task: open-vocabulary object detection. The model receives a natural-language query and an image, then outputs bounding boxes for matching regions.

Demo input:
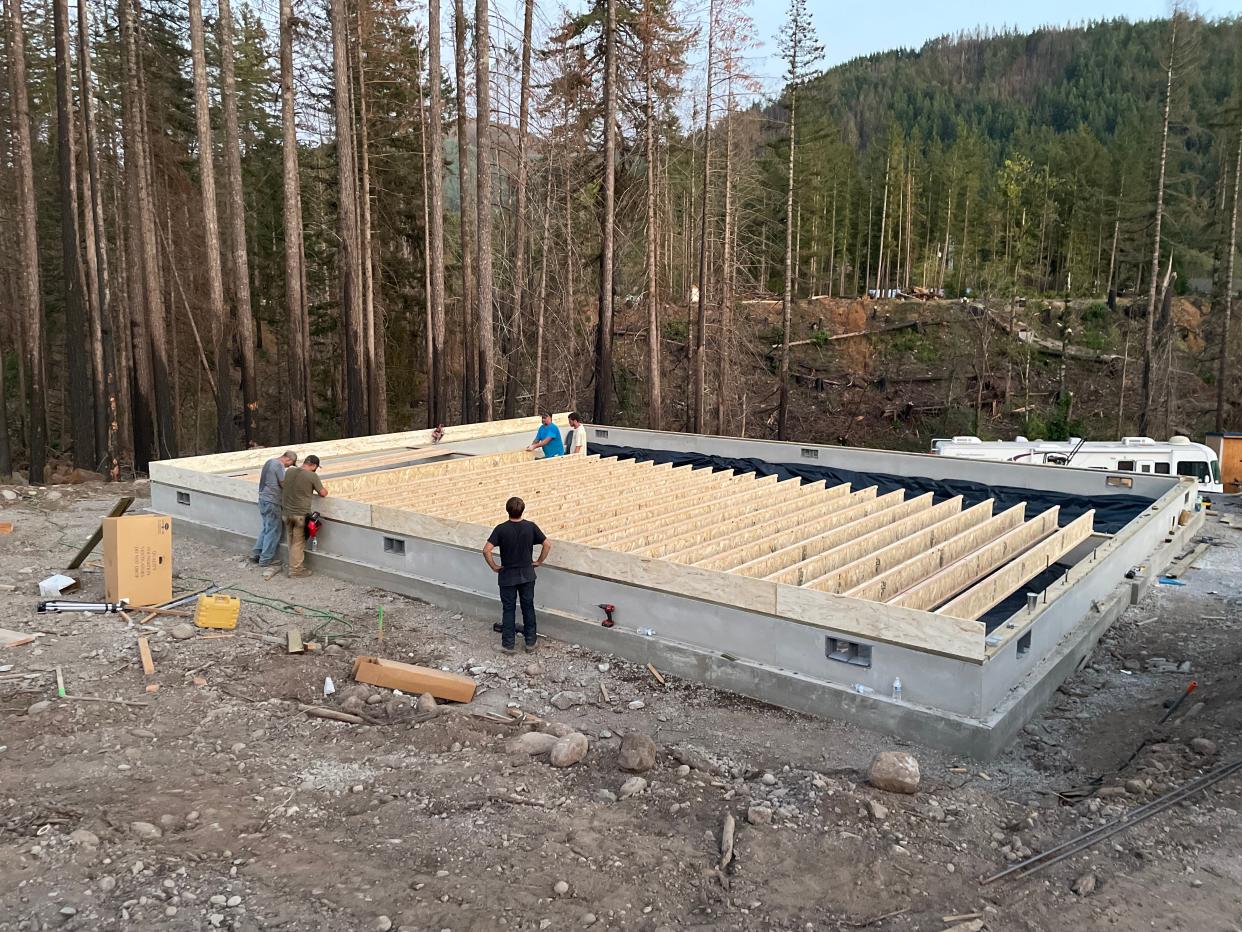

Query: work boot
[497,644,517,656]
[247,555,260,564]
[524,640,539,653]
[289,568,312,578]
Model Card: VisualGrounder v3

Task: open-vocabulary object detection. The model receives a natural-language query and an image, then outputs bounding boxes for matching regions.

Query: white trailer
[930,435,1223,493]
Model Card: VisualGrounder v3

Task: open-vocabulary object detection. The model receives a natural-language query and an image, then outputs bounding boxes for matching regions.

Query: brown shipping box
[104,514,173,606]
[352,656,476,703]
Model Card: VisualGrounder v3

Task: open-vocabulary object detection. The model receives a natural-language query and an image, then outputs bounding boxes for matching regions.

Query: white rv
[929,435,1224,493]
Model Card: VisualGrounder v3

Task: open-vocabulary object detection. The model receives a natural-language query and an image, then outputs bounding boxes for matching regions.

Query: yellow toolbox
[193,594,241,630]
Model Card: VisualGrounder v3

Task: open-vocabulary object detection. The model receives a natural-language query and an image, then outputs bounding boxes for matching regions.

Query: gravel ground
[1,481,1240,932]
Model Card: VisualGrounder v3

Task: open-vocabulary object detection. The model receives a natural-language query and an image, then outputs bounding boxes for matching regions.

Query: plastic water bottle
[638,627,656,637]
[892,677,903,701]
[852,683,875,696]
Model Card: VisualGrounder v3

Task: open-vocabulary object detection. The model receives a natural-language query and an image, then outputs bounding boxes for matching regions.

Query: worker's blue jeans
[499,581,537,648]
[251,500,283,564]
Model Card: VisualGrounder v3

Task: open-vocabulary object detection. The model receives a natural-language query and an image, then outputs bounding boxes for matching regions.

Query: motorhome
[930,435,1224,493]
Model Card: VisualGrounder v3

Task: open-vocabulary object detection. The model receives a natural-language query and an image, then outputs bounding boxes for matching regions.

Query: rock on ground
[550,691,585,711]
[747,805,773,825]
[868,751,921,794]
[129,821,163,841]
[549,732,589,767]
[1072,872,1098,896]
[417,693,438,714]
[619,776,647,799]
[618,733,659,773]
[507,731,559,756]
[1190,737,1217,756]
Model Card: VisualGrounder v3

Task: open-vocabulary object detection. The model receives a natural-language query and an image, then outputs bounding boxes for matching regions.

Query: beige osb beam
[807,499,996,594]
[720,489,905,576]
[935,509,1095,621]
[663,483,861,566]
[846,503,1028,605]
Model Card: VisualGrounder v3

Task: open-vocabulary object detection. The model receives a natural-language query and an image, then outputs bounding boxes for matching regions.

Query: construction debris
[352,656,476,703]
[137,637,155,675]
[0,628,38,648]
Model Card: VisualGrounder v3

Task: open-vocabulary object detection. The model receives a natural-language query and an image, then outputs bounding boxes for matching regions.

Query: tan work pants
[285,516,307,573]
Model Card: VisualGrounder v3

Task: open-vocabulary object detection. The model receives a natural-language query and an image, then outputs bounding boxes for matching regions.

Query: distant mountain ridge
[802,17,1239,154]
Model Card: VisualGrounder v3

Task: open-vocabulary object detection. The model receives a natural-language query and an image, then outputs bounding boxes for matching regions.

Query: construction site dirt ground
[2,482,1240,932]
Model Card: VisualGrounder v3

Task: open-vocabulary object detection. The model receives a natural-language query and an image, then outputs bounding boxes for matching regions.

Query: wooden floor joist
[726,490,910,577]
[764,493,945,585]
[298,449,1104,643]
[935,510,1095,620]
[664,484,863,565]
[846,503,1027,604]
[807,499,996,594]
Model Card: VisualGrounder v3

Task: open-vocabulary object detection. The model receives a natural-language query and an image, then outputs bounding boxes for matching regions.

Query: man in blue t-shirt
[526,412,564,458]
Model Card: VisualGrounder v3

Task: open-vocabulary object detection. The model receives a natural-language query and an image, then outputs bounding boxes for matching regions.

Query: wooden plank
[287,629,305,654]
[443,461,690,526]
[1164,542,1210,579]
[846,503,1027,603]
[137,636,155,675]
[0,628,38,648]
[375,456,613,511]
[935,510,1095,620]
[890,505,1057,611]
[66,496,135,569]
[807,500,996,594]
[768,494,953,586]
[152,412,558,475]
[721,489,906,575]
[361,453,597,504]
[577,472,762,548]
[331,447,538,496]
[631,477,830,557]
[614,477,807,555]
[665,484,861,565]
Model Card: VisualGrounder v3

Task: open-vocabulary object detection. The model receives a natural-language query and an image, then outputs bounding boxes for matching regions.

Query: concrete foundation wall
[148,420,1200,759]
[152,484,983,719]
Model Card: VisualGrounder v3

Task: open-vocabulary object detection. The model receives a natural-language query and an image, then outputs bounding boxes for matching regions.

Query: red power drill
[305,511,323,551]
[599,603,616,627]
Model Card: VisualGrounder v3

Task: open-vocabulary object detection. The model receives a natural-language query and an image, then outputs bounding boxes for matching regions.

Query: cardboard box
[352,656,476,704]
[103,515,173,606]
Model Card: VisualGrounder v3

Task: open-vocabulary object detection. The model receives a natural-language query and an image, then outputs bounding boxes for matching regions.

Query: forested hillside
[0,1,1239,481]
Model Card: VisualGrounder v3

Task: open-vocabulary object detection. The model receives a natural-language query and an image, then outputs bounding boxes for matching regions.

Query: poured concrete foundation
[150,415,1204,758]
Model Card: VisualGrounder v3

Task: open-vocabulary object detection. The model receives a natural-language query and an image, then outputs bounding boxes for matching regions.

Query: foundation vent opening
[383,537,406,556]
[593,428,610,439]
[1017,631,1032,657]
[176,491,191,506]
[826,637,872,668]
[800,448,820,459]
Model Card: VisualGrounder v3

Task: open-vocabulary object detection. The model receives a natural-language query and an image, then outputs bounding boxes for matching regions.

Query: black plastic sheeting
[590,443,1156,633]
[588,443,1153,535]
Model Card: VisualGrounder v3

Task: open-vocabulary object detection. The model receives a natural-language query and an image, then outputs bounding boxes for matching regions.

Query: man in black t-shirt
[483,496,551,654]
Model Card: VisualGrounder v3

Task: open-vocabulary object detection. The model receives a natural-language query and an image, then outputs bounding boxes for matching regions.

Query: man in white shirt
[565,412,588,455]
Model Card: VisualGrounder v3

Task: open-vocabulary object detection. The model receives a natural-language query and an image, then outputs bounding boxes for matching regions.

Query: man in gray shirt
[250,450,297,565]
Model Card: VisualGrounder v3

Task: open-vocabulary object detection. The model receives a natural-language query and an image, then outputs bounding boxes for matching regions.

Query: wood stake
[647,663,666,686]
[137,637,155,675]
[67,496,134,569]
[55,665,66,697]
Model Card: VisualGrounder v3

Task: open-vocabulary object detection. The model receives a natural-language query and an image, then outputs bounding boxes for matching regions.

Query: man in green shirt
[281,455,328,578]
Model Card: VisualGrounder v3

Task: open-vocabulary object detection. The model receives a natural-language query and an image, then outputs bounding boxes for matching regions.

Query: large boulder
[867,751,921,795]
[618,733,659,773]
[550,733,589,768]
